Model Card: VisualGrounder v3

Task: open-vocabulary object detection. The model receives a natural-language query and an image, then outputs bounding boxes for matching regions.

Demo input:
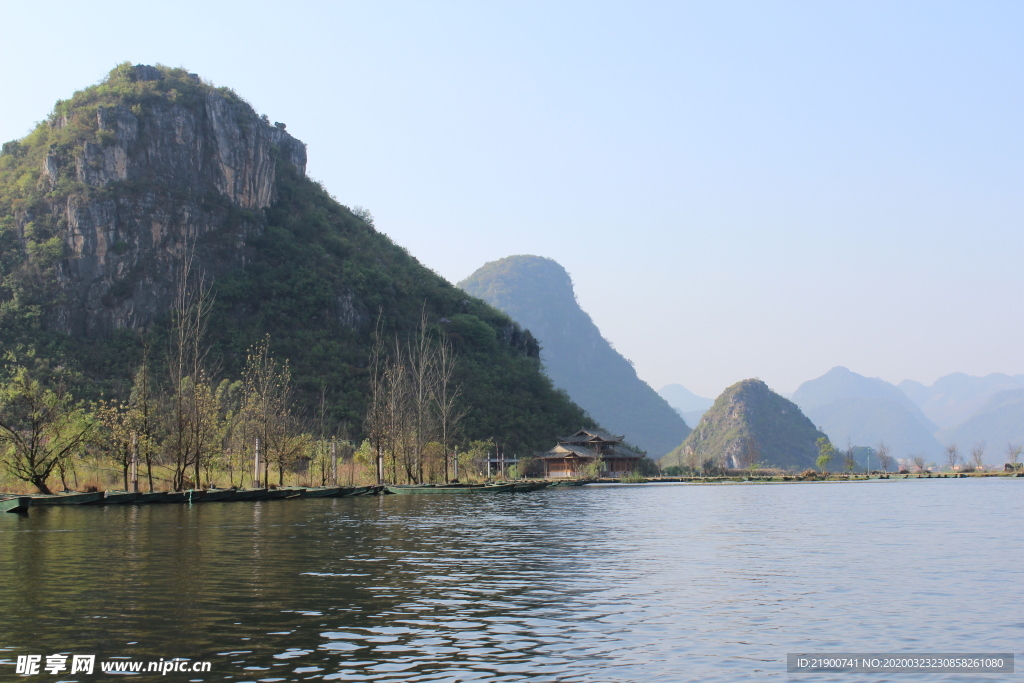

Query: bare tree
[876,441,894,473]
[910,453,928,472]
[408,313,438,483]
[166,253,216,490]
[363,313,466,485]
[944,443,960,473]
[365,318,388,486]
[130,340,157,491]
[1006,443,1023,470]
[432,334,465,482]
[384,338,414,483]
[844,441,856,473]
[969,441,985,471]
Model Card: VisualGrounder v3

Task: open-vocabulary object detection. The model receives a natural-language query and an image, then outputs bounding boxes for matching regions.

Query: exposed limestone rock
[28,66,308,338]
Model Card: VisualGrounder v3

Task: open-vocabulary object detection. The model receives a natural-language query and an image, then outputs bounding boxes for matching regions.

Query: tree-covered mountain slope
[662,379,827,471]
[458,255,690,458]
[0,63,592,454]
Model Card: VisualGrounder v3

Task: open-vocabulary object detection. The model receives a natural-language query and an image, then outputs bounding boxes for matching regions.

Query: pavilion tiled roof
[537,443,642,460]
[557,428,624,443]
[538,444,597,459]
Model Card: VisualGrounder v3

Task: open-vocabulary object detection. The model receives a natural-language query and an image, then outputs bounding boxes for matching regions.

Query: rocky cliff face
[24,65,306,337]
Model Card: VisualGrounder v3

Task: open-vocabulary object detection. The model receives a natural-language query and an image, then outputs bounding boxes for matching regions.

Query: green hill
[662,378,827,471]
[0,63,591,454]
[458,255,690,457]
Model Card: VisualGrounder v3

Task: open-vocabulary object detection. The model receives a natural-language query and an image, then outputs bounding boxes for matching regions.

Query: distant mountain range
[657,366,1024,469]
[658,384,713,427]
[899,373,1024,430]
[459,255,690,457]
[936,389,1024,458]
[792,367,942,458]
[786,367,1024,466]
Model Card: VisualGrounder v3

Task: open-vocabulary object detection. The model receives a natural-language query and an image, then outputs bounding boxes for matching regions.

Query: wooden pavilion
[537,428,643,478]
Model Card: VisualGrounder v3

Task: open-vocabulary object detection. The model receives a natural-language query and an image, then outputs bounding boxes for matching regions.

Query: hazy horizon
[2,1,1020,398]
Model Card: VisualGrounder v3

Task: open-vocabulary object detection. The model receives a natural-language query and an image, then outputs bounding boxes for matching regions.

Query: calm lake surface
[1,479,1021,682]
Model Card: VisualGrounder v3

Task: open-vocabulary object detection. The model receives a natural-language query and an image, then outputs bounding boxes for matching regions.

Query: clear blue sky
[1,0,1021,398]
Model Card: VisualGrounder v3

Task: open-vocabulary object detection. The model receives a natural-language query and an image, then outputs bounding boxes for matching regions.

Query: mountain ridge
[458,255,690,457]
[793,366,941,458]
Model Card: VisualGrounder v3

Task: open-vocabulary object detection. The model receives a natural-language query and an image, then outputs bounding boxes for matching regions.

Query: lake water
[1,479,1021,682]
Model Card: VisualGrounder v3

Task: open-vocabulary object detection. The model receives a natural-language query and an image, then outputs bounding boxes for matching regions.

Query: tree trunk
[32,476,52,495]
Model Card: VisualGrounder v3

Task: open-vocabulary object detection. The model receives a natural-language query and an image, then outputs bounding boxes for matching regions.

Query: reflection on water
[1,480,1021,681]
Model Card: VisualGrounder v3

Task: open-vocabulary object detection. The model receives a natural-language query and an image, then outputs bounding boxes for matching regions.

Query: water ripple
[0,480,1021,681]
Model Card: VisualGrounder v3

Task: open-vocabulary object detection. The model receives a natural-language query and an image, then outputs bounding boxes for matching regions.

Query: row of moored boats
[1,479,590,513]
[1,485,382,512]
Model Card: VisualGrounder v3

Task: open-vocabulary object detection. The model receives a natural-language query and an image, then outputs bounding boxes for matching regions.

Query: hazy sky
[1,1,1021,398]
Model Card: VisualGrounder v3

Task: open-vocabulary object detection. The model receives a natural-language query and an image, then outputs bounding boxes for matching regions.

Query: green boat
[99,491,140,504]
[1,497,32,514]
[302,486,348,498]
[511,481,548,492]
[551,479,588,487]
[32,492,104,505]
[385,484,514,495]
[133,491,168,504]
[230,488,267,501]
[159,492,188,503]
[256,489,289,500]
[199,489,236,502]
[347,485,378,496]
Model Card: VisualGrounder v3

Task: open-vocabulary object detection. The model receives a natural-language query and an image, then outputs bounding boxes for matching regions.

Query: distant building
[537,428,643,478]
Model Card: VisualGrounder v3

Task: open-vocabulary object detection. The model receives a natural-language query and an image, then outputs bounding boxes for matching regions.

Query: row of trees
[0,258,335,494]
[364,316,468,485]
[0,333,319,495]
[815,437,1024,475]
[814,438,894,474]
[913,441,1022,473]
[0,283,513,493]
